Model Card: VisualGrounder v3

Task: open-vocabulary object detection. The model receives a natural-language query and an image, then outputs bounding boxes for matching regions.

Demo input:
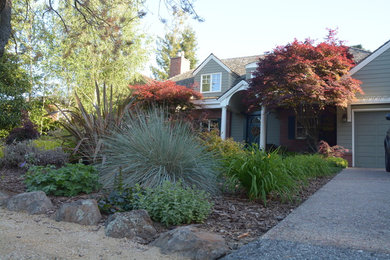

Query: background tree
[151,11,198,80]
[0,0,202,58]
[247,30,362,150]
[0,53,31,132]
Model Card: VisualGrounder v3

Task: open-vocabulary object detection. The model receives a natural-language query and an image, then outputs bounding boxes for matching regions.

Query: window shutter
[288,116,296,140]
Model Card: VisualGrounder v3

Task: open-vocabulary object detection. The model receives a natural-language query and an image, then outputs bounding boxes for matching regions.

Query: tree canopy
[151,11,198,80]
[247,30,362,149]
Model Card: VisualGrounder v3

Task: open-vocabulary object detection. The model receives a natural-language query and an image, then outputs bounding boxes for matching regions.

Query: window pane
[202,75,210,92]
[211,74,221,91]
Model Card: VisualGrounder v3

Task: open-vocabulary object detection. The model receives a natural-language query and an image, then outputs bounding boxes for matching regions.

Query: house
[169,41,390,168]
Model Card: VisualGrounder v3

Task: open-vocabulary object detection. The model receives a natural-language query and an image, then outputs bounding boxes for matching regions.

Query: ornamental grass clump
[98,108,220,194]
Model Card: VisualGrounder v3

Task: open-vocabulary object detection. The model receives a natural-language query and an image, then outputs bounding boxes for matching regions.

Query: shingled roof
[169,48,371,82]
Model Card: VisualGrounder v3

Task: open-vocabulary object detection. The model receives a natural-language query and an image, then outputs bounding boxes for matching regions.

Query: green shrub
[24,163,100,196]
[98,108,220,194]
[98,187,138,214]
[227,149,343,204]
[134,181,213,226]
[227,147,296,204]
[326,156,348,168]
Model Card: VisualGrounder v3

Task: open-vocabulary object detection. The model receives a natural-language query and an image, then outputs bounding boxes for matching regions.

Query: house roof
[349,39,390,75]
[169,47,371,82]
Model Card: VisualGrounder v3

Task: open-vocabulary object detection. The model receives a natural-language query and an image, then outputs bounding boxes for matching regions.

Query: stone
[0,191,10,207]
[151,225,229,260]
[6,191,53,214]
[55,199,101,225]
[105,210,157,244]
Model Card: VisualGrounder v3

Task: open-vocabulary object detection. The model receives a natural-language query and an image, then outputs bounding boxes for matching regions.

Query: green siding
[194,59,238,98]
[267,112,280,146]
[230,112,246,142]
[354,47,390,97]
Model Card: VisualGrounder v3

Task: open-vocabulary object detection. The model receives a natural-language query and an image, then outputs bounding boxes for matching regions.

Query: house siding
[337,104,390,151]
[230,112,246,142]
[267,112,280,146]
[354,47,390,97]
[193,59,237,98]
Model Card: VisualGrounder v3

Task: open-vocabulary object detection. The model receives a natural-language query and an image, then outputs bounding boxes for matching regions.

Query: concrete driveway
[223,168,390,259]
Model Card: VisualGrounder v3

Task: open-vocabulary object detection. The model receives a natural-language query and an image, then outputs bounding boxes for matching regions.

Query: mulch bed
[0,167,335,249]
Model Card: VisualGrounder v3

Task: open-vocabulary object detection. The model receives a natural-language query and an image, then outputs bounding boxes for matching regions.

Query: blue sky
[142,0,390,74]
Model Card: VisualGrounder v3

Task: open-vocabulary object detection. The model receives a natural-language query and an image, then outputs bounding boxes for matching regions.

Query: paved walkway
[223,168,390,259]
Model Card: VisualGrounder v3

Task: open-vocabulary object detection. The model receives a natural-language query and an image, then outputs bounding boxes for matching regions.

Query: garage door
[354,111,390,168]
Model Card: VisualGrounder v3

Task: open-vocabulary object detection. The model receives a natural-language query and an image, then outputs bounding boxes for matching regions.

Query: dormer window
[201,73,221,93]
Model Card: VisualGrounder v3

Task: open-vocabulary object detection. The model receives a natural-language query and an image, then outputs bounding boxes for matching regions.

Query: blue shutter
[288,116,295,140]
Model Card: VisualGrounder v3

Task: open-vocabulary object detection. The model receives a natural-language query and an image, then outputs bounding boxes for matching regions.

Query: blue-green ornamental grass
[24,163,100,196]
[98,108,220,194]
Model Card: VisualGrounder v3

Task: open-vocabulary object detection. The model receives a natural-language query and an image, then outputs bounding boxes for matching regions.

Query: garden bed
[0,167,336,249]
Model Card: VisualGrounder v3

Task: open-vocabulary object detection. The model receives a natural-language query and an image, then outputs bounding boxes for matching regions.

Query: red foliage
[317,140,348,158]
[247,30,363,111]
[129,80,202,112]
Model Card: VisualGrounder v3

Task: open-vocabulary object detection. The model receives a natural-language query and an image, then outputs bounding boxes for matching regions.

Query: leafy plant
[98,107,220,194]
[24,163,100,196]
[227,147,296,204]
[5,119,40,145]
[317,140,349,158]
[57,83,133,163]
[326,156,348,168]
[134,181,213,226]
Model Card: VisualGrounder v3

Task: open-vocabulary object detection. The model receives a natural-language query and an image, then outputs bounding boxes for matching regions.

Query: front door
[246,115,261,145]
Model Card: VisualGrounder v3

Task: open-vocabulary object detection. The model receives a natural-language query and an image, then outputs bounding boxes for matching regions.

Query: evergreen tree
[151,12,198,80]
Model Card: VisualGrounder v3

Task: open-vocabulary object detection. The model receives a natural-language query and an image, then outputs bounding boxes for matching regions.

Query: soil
[0,166,336,255]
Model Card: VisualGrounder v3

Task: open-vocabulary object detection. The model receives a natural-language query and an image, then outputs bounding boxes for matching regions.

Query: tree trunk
[0,0,11,57]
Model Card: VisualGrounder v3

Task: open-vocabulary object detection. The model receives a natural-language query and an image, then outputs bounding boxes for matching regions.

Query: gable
[353,46,390,98]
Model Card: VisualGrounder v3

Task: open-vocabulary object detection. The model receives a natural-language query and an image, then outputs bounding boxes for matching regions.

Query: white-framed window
[295,116,315,139]
[200,119,220,132]
[201,73,222,93]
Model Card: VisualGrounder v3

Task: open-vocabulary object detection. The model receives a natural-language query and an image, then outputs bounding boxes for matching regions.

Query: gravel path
[0,208,184,260]
[224,168,390,259]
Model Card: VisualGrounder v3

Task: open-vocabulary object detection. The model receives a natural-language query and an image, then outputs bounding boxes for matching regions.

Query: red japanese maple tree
[247,30,363,150]
[129,80,202,113]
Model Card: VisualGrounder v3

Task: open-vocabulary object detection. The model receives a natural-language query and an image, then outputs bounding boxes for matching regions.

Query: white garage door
[354,111,390,168]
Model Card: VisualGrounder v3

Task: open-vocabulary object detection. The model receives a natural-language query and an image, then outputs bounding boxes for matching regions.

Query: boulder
[105,210,157,244]
[55,199,101,225]
[151,225,229,260]
[6,191,53,214]
[0,191,9,207]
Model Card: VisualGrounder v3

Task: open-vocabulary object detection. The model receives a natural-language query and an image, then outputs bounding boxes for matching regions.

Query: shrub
[227,149,343,204]
[227,147,297,204]
[134,181,213,226]
[24,163,100,196]
[0,141,36,168]
[326,156,348,168]
[317,140,348,158]
[199,129,245,162]
[33,136,63,150]
[5,119,40,145]
[98,108,220,194]
[57,83,133,163]
[0,141,68,168]
[98,188,137,214]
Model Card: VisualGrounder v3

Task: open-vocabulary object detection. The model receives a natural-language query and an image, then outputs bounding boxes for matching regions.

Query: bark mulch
[0,167,335,249]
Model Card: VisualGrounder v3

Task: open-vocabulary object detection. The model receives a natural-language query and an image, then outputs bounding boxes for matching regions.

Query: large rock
[6,191,53,214]
[0,191,10,207]
[105,210,157,244]
[55,199,101,225]
[151,225,229,260]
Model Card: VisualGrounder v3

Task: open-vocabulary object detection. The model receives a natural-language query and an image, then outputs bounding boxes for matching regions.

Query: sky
[141,0,390,75]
